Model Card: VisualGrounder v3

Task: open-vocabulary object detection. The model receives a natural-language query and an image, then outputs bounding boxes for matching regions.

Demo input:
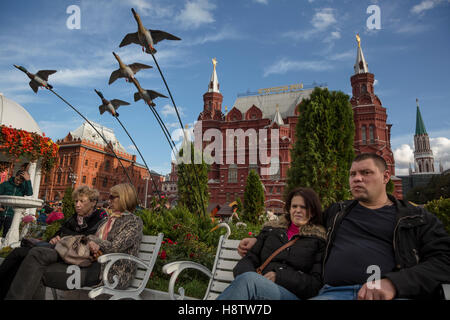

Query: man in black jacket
[238,153,450,299]
[0,186,106,299]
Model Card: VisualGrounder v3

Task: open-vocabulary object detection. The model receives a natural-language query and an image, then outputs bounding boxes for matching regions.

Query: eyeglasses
[109,195,119,201]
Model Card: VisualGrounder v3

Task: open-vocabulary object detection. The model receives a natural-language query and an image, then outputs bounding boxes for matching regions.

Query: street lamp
[69,172,78,189]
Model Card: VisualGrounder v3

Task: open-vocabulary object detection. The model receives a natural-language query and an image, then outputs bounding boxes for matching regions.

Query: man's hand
[238,237,257,257]
[357,278,397,300]
[49,235,61,245]
[263,271,276,283]
[21,171,30,181]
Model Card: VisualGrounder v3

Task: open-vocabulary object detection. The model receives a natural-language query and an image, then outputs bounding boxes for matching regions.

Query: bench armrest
[162,261,213,300]
[92,253,150,291]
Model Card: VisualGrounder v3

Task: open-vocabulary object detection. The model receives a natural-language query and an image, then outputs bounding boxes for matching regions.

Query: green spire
[415,98,427,135]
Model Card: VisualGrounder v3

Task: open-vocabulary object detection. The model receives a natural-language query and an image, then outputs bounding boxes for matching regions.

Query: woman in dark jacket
[0,185,106,299]
[217,187,326,300]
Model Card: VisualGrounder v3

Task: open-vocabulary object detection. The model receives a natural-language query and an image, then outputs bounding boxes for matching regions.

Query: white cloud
[283,8,339,43]
[175,0,216,29]
[311,8,337,30]
[160,104,185,117]
[253,0,269,4]
[264,58,333,77]
[374,79,379,86]
[393,137,450,174]
[328,50,353,61]
[189,26,244,45]
[411,0,444,14]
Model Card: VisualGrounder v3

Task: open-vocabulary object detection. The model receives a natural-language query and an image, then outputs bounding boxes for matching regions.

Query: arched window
[369,125,375,144]
[228,164,237,183]
[361,84,367,93]
[362,126,367,144]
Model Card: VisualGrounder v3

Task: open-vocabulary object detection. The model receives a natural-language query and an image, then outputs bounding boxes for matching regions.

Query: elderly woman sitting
[5,183,143,300]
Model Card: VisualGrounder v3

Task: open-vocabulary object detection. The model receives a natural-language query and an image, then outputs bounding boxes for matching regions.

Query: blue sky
[1,0,449,175]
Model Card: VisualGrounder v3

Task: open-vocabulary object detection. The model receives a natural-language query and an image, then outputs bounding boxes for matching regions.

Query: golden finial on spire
[212,57,217,71]
[416,98,419,107]
[185,124,189,129]
[225,105,228,113]
[356,33,361,48]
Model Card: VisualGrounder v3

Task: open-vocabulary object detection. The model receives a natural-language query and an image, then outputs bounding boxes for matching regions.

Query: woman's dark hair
[284,187,323,225]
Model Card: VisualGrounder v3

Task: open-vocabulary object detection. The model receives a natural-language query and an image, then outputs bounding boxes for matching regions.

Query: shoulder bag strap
[256,237,299,274]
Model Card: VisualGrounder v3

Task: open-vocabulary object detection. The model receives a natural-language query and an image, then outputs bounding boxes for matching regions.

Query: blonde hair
[72,185,99,203]
[110,183,138,213]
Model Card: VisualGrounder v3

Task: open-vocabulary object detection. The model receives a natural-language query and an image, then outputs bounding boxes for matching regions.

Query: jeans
[309,284,363,300]
[217,272,300,300]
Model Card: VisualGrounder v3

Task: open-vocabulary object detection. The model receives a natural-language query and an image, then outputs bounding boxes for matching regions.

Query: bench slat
[138,252,153,262]
[141,235,160,244]
[217,259,238,271]
[222,239,241,249]
[139,243,156,253]
[219,249,241,260]
[214,270,234,282]
[211,280,232,293]
[206,292,219,300]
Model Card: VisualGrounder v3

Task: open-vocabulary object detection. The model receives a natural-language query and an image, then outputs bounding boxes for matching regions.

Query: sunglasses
[109,195,119,200]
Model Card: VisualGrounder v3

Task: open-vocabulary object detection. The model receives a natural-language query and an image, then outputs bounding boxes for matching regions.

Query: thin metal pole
[114,116,161,198]
[47,88,133,185]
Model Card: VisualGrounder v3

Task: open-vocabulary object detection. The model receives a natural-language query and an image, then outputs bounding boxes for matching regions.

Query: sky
[0,0,449,176]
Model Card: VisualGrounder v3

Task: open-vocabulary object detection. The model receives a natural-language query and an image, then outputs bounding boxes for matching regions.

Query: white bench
[51,233,164,300]
[162,224,241,300]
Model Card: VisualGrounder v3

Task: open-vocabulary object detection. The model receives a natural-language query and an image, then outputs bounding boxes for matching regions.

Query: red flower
[160,250,167,260]
[248,232,253,236]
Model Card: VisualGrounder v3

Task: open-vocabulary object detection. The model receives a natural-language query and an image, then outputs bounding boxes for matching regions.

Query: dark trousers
[0,247,31,299]
[0,215,13,237]
[5,247,101,300]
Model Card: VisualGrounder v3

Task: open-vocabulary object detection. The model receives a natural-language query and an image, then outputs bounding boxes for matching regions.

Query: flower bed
[0,125,59,173]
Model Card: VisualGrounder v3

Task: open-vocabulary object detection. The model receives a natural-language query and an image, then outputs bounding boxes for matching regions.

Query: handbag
[256,238,299,275]
[54,235,94,267]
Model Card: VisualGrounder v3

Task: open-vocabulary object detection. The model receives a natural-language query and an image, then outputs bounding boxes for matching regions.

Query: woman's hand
[49,235,61,245]
[263,271,276,282]
[238,237,257,257]
[88,241,102,259]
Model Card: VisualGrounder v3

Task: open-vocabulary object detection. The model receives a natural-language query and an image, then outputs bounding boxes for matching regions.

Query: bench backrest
[128,233,164,290]
[205,236,242,300]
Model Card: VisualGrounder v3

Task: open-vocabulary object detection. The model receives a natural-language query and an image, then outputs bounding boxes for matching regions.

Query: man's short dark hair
[353,153,388,171]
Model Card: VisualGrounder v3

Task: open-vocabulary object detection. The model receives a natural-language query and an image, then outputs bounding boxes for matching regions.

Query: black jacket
[322,194,450,299]
[54,208,107,238]
[234,216,327,299]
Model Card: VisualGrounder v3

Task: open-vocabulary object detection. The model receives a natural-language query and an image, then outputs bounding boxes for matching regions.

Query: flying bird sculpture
[95,89,130,117]
[132,78,167,107]
[109,52,152,84]
[119,8,181,54]
[13,65,56,93]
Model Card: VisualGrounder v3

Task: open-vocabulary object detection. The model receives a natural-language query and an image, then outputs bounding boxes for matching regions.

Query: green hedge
[424,197,450,234]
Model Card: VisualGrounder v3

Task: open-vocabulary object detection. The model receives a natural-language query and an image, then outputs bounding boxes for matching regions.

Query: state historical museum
[193,36,402,213]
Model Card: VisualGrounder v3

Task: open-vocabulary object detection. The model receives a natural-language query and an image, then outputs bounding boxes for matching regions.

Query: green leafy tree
[407,174,450,204]
[286,87,355,208]
[62,186,76,221]
[424,197,450,234]
[177,142,210,217]
[243,170,265,223]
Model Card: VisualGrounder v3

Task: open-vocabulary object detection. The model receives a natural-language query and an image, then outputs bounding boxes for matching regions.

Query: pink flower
[46,211,64,224]
[22,215,36,224]
[248,232,252,236]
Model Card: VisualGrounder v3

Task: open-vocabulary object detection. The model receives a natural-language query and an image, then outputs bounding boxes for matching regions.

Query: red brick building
[188,36,402,213]
[39,121,163,205]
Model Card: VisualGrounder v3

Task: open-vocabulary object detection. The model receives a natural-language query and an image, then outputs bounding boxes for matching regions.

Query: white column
[3,207,27,248]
